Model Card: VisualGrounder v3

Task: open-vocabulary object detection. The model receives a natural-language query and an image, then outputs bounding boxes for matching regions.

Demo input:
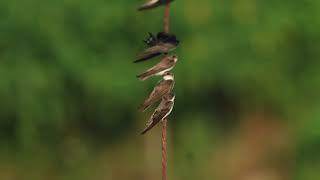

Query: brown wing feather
[137,57,173,80]
[134,45,165,63]
[137,0,160,11]
[137,69,160,81]
[140,80,174,111]
[134,43,176,63]
[141,101,174,134]
[138,0,175,11]
[152,101,173,121]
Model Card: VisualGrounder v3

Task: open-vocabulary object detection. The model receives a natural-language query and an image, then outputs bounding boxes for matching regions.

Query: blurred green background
[0,0,320,179]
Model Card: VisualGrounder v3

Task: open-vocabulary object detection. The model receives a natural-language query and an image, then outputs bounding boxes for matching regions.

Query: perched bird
[134,32,179,63]
[137,55,178,81]
[139,72,174,112]
[143,32,175,47]
[137,0,175,11]
[141,92,175,134]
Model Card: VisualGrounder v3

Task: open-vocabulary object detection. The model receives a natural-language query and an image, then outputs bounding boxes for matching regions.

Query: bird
[137,55,178,81]
[143,32,175,47]
[141,92,175,134]
[134,32,179,63]
[137,0,175,11]
[139,71,174,112]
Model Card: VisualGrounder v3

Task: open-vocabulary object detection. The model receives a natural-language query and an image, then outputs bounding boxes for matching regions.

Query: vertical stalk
[162,4,170,180]
[164,3,170,33]
[161,118,168,180]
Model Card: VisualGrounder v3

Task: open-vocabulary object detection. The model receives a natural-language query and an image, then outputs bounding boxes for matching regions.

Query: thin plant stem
[161,118,168,180]
[162,3,170,180]
[164,3,170,33]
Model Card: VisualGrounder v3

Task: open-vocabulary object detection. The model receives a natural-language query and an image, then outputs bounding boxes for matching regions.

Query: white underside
[156,67,174,76]
[161,102,174,122]
[163,75,174,80]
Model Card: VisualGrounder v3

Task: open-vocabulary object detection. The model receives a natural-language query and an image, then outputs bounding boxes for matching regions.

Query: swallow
[139,72,174,112]
[137,55,178,81]
[141,92,175,134]
[137,0,175,11]
[143,32,177,46]
[135,33,179,63]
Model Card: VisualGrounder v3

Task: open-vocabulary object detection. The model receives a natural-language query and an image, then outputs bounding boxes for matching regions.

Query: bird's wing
[140,80,173,111]
[138,0,175,11]
[136,68,161,81]
[141,101,174,134]
[152,101,173,122]
[136,57,172,80]
[143,0,159,6]
[148,80,173,102]
[134,45,164,63]
[138,0,160,11]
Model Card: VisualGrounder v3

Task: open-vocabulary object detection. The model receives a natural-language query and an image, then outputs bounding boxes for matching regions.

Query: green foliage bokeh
[0,0,320,179]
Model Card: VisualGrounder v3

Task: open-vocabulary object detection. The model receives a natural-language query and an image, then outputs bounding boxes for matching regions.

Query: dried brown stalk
[162,3,170,180]
[161,118,168,180]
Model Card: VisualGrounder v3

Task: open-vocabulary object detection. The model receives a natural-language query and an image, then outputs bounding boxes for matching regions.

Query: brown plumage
[137,55,178,81]
[141,92,175,134]
[134,42,177,63]
[139,72,174,112]
[137,0,175,11]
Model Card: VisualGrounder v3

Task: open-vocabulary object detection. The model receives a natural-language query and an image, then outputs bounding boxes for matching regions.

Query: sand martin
[138,0,175,11]
[137,55,178,81]
[134,32,179,63]
[139,72,174,111]
[141,92,175,134]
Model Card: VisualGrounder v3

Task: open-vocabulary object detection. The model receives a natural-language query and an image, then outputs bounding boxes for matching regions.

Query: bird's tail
[136,71,152,81]
[134,53,161,63]
[141,121,157,135]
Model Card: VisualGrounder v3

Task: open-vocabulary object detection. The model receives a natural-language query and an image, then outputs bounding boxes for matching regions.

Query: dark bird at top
[143,32,176,47]
[137,0,175,11]
[134,32,179,63]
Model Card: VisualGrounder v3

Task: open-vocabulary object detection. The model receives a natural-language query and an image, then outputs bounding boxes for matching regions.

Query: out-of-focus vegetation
[0,0,320,179]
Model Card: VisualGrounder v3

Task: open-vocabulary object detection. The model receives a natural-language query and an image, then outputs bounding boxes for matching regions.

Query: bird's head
[171,55,178,63]
[163,71,174,80]
[144,32,158,47]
